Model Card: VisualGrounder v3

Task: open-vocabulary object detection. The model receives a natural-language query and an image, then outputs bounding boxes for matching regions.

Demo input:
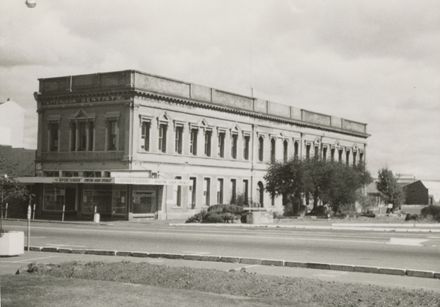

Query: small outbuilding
[402,180,429,205]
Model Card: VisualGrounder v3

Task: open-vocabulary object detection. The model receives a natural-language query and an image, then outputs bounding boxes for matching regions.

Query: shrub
[185,210,207,223]
[360,210,376,218]
[405,213,418,221]
[308,205,328,217]
[185,207,242,224]
[203,213,224,223]
[421,205,440,222]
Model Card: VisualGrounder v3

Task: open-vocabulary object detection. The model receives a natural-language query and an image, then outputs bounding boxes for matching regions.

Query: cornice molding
[36,89,369,139]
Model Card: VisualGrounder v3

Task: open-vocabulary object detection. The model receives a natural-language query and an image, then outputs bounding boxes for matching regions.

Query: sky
[0,0,439,180]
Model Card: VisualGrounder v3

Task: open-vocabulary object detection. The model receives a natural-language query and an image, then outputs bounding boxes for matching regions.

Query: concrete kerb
[29,246,440,280]
[169,223,440,233]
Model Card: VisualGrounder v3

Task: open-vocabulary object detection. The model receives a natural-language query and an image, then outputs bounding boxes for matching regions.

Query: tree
[264,158,372,216]
[264,158,304,215]
[327,162,372,214]
[0,175,29,233]
[376,168,403,211]
[303,158,334,210]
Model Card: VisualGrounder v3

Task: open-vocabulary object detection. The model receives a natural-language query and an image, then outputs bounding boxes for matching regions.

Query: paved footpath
[1,251,439,293]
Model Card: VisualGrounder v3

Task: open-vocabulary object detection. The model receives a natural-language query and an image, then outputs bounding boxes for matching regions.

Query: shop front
[18,174,190,220]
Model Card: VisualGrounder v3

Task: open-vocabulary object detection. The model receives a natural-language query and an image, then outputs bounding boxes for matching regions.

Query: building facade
[0,98,26,148]
[22,70,369,220]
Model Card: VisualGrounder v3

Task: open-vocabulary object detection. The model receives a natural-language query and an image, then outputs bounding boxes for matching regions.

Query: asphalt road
[4,220,440,271]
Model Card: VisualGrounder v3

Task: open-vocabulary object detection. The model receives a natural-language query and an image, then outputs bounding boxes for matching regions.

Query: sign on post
[27,204,31,251]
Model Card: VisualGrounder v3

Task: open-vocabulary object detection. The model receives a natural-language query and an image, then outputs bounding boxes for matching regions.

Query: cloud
[0,0,438,179]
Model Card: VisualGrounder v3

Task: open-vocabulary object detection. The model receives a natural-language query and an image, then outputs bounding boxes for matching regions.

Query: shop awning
[16,176,191,186]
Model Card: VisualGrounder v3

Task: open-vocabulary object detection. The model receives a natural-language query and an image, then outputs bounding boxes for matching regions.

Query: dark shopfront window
[132,188,157,214]
[43,185,76,212]
[81,185,112,214]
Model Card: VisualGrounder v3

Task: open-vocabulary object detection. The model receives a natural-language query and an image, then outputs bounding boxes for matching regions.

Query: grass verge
[3,261,440,306]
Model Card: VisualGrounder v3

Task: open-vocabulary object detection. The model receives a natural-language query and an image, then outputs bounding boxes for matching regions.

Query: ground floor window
[257,181,264,207]
[82,185,112,214]
[132,189,157,214]
[43,186,65,211]
[189,177,196,209]
[175,176,182,207]
[43,185,76,211]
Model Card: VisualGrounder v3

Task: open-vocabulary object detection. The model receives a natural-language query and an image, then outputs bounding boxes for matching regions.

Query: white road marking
[181,251,211,255]
[387,238,428,246]
[45,243,87,248]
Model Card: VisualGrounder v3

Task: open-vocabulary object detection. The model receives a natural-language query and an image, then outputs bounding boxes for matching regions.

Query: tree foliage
[376,168,403,210]
[0,176,29,232]
[264,158,372,216]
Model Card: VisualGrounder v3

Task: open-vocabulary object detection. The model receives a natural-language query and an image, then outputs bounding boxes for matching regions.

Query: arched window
[258,136,264,161]
[257,181,264,207]
[270,138,276,163]
[283,140,288,163]
[294,141,299,159]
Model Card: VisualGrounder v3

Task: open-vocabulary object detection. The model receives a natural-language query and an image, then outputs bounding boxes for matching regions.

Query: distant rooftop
[37,70,369,138]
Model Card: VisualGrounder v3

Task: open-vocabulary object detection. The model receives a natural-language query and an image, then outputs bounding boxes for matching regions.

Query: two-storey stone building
[21,70,369,220]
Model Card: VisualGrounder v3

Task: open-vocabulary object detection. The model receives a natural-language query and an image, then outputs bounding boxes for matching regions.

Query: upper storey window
[48,122,59,152]
[106,119,118,151]
[243,135,250,161]
[190,128,198,155]
[231,133,238,159]
[175,125,183,154]
[70,122,76,151]
[158,123,167,153]
[204,130,212,157]
[218,131,225,158]
[69,110,96,152]
[141,121,151,152]
[270,138,276,163]
[294,141,299,159]
[283,140,288,163]
[258,136,264,162]
[87,122,94,151]
[78,121,87,151]
[305,144,311,160]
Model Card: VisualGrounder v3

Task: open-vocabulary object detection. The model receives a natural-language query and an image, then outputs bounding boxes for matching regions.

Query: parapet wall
[38,70,367,136]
